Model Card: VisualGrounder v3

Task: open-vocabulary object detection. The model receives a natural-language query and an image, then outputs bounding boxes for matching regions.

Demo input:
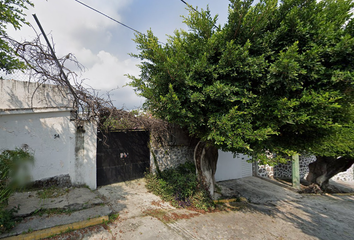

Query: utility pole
[292,154,300,190]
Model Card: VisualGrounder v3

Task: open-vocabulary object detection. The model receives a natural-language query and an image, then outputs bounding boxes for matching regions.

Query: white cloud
[4,0,231,109]
[80,50,140,90]
[6,0,143,109]
[67,48,143,109]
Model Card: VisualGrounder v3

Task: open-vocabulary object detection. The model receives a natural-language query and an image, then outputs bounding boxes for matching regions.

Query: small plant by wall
[0,148,34,205]
[0,148,34,233]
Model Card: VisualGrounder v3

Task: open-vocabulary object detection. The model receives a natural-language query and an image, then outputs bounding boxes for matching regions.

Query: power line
[180,0,199,14]
[74,0,165,44]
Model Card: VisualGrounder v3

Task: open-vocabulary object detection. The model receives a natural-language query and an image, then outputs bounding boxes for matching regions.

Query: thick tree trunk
[194,141,218,198]
[306,156,354,190]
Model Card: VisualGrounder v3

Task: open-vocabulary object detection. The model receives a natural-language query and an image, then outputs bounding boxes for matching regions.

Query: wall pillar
[72,120,97,189]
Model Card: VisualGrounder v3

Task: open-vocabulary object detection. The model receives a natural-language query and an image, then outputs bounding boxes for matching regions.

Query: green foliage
[108,213,119,222]
[0,206,18,233]
[101,115,136,130]
[145,162,214,211]
[0,148,33,233]
[0,148,34,205]
[128,0,354,160]
[0,0,33,73]
[309,124,354,157]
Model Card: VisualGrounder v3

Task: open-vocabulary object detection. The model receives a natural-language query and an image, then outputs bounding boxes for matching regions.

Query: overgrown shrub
[0,207,18,233]
[145,162,214,211]
[0,148,34,205]
[0,148,34,233]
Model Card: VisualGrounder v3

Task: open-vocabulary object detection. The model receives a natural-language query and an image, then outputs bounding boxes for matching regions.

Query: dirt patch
[143,208,200,223]
[151,200,164,207]
[168,212,200,221]
[299,183,324,194]
[143,209,172,223]
[38,178,354,239]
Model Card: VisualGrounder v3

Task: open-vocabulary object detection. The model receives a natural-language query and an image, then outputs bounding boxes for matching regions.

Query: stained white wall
[0,79,73,110]
[71,120,97,189]
[215,150,253,182]
[0,79,97,189]
[0,110,76,181]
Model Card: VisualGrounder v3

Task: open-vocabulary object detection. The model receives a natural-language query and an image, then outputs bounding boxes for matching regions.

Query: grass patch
[31,207,75,217]
[36,187,69,199]
[108,213,119,223]
[0,206,19,234]
[145,162,215,211]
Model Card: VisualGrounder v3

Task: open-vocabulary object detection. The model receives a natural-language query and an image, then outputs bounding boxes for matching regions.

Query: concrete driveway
[46,177,354,240]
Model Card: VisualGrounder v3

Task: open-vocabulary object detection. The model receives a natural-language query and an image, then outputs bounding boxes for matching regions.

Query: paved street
[46,177,354,240]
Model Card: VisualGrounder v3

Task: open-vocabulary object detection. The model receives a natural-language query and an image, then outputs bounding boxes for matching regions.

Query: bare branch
[7,35,113,124]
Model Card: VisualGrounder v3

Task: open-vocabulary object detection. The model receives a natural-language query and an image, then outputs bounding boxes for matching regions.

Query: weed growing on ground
[0,206,19,234]
[31,208,74,217]
[145,162,215,211]
[36,187,69,199]
[102,213,119,226]
[108,213,119,222]
[22,228,33,234]
[0,148,34,234]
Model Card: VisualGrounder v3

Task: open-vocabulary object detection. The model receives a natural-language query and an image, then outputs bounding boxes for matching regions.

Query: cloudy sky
[7,0,231,109]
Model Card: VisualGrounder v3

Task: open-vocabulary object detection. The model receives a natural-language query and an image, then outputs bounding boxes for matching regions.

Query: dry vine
[99,107,171,146]
[7,34,113,123]
[6,34,172,144]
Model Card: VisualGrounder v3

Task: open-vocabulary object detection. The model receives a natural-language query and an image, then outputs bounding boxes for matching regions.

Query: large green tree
[128,0,354,194]
[0,0,33,73]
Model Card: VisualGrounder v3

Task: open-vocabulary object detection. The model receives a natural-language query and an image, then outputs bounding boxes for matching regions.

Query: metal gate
[96,130,150,187]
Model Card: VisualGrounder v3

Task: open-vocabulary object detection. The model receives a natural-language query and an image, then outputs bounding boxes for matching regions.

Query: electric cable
[179,0,220,30]
[74,0,166,44]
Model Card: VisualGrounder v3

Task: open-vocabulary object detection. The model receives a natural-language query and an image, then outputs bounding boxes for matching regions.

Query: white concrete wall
[215,151,253,182]
[0,79,97,189]
[0,79,73,110]
[0,110,76,181]
[71,120,97,189]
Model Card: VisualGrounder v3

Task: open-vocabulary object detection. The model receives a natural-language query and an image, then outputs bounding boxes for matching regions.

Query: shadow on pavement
[217,176,354,240]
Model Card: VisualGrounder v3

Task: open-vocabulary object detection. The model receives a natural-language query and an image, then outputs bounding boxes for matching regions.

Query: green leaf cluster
[0,148,33,233]
[0,0,33,73]
[0,206,18,233]
[0,148,34,205]
[128,0,354,159]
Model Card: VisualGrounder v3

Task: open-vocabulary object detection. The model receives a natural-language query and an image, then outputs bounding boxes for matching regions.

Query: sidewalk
[0,187,111,239]
[329,179,354,193]
[37,177,354,240]
[2,177,354,239]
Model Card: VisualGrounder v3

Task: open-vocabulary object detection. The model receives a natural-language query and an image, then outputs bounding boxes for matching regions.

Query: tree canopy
[128,0,354,161]
[0,0,33,73]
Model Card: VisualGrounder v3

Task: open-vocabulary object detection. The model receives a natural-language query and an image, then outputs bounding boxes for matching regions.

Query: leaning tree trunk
[194,141,218,198]
[306,156,354,190]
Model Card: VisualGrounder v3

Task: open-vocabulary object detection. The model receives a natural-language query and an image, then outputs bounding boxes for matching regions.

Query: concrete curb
[256,176,354,196]
[2,216,109,240]
[301,192,354,196]
[328,192,354,196]
[255,176,301,192]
